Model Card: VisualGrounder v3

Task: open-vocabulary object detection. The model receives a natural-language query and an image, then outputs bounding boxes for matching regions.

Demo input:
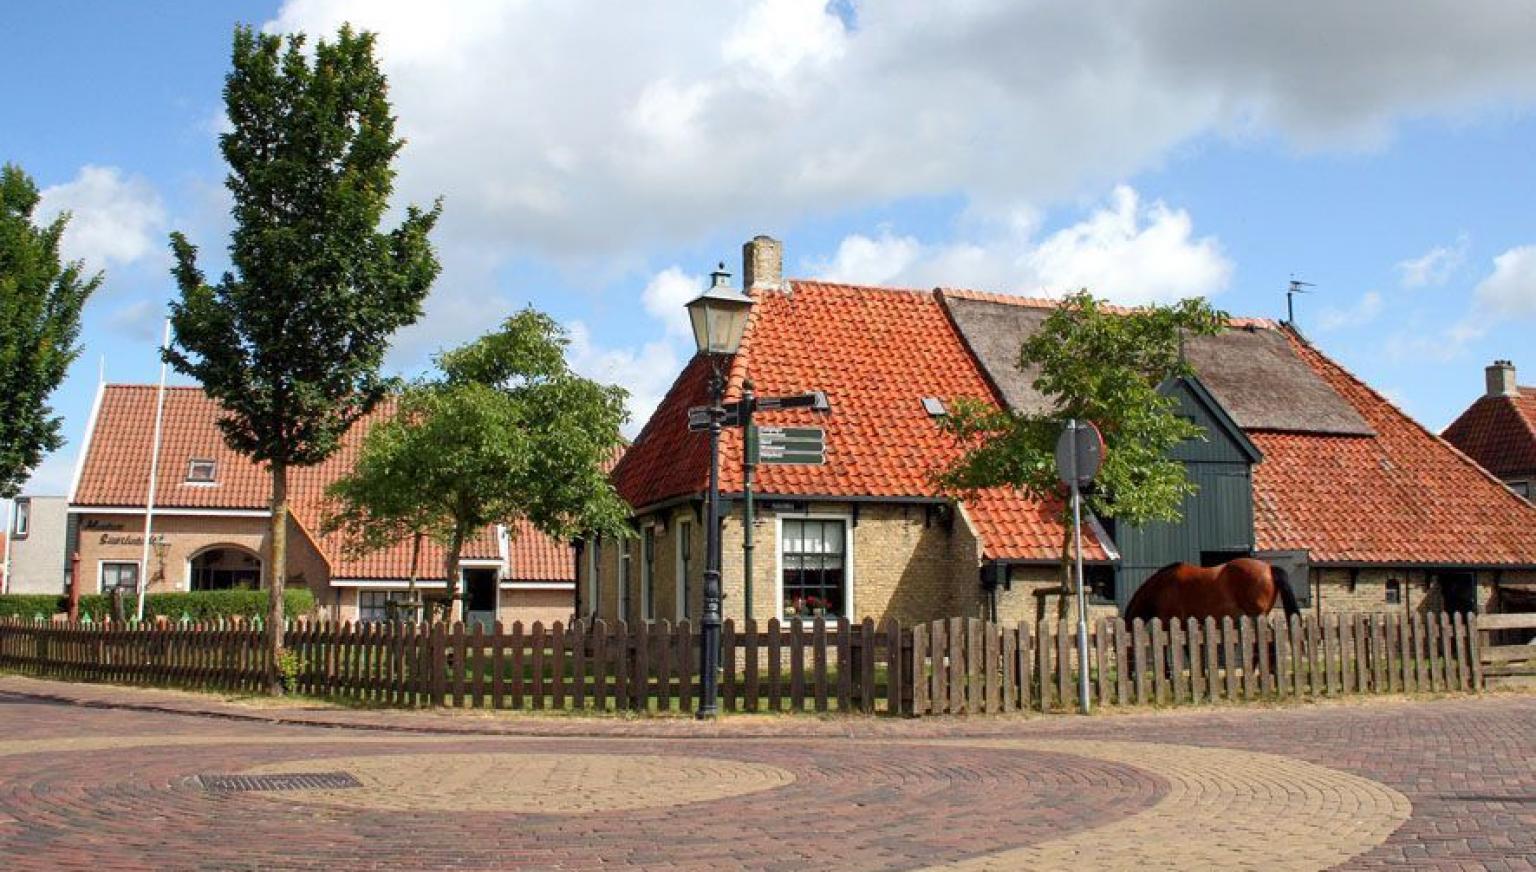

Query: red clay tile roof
[615,280,1536,568]
[1251,335,1536,565]
[71,385,505,580]
[611,281,1108,561]
[506,519,574,582]
[1442,391,1536,482]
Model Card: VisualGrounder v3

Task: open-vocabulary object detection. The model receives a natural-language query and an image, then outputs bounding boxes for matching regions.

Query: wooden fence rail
[908,612,1483,714]
[0,615,909,715]
[0,611,1485,715]
[1474,611,1536,690]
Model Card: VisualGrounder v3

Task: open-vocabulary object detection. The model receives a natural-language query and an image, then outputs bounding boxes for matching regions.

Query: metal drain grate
[199,772,363,793]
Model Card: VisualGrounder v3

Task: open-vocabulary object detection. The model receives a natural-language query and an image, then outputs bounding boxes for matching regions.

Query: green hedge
[0,594,65,620]
[0,589,316,623]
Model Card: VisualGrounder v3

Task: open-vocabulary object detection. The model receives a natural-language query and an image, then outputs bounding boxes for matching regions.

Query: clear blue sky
[5,1,1536,496]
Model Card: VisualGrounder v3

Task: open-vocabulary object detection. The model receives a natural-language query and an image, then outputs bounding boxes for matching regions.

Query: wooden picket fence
[0,616,908,715]
[0,619,270,692]
[1475,611,1536,689]
[910,611,1483,714]
[0,611,1488,716]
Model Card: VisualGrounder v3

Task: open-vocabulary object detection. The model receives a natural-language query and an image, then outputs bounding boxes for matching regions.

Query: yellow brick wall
[579,500,981,625]
[573,505,1536,627]
[1312,567,1515,617]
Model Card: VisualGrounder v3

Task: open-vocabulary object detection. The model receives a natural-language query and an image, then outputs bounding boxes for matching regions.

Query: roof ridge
[786,278,935,295]
[939,287,1283,329]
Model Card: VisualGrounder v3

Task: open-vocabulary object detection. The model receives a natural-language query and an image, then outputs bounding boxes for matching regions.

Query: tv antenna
[1285,276,1314,326]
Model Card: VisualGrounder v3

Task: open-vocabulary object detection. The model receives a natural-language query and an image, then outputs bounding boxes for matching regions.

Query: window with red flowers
[781,519,847,619]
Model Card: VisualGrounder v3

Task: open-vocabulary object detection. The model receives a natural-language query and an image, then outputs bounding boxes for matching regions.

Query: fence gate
[1476,612,1536,689]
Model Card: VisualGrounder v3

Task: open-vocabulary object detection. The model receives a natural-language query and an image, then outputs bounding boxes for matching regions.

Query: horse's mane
[1124,562,1186,621]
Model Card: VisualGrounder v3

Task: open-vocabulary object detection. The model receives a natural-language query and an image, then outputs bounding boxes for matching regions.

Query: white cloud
[264,0,1536,263]
[640,266,705,340]
[723,0,848,81]
[1472,244,1536,316]
[814,230,924,286]
[811,186,1232,303]
[1318,290,1384,331]
[1397,234,1469,288]
[565,321,685,437]
[38,166,167,271]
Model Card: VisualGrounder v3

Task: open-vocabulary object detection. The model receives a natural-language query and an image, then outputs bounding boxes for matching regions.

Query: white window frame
[774,511,855,623]
[358,589,417,623]
[98,560,142,595]
[12,498,29,538]
[675,518,693,622]
[640,523,657,622]
[185,458,217,484]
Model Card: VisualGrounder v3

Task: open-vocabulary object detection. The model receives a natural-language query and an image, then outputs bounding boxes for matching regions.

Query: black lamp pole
[697,364,726,719]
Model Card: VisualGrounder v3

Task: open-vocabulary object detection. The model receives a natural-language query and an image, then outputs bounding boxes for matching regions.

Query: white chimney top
[1486,360,1519,398]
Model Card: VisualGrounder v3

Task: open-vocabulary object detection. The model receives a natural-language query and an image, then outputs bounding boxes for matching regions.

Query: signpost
[1055,419,1104,715]
[684,389,830,628]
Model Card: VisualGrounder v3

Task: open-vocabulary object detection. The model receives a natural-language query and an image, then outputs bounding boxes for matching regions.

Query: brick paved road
[0,679,1531,870]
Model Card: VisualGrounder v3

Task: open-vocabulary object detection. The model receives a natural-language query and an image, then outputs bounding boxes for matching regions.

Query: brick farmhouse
[68,386,576,625]
[581,236,1536,628]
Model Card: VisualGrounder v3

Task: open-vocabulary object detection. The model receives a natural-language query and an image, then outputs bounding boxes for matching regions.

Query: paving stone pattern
[0,677,1531,870]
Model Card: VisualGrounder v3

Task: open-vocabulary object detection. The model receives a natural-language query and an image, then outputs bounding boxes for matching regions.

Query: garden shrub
[0,589,316,623]
[0,594,65,620]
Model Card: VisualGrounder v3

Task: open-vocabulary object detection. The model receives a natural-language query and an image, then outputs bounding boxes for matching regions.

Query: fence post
[1469,613,1484,690]
[884,618,904,717]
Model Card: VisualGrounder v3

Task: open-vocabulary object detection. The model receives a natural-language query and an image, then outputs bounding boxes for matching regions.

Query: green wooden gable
[1111,376,1261,609]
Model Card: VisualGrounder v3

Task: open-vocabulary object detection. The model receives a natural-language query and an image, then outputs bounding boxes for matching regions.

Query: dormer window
[186,458,217,484]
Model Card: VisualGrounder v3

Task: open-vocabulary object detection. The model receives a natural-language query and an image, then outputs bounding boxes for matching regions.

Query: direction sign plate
[686,402,743,431]
[752,425,825,465]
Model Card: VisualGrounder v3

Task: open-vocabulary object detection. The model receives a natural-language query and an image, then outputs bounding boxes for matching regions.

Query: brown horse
[1124,557,1299,624]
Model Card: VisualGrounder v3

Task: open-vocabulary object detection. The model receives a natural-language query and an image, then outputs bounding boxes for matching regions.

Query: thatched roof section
[940,295,1375,436]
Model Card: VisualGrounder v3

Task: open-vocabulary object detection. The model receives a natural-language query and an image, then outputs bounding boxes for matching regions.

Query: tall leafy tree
[166,26,441,690]
[939,291,1226,618]
[326,310,631,621]
[0,165,97,498]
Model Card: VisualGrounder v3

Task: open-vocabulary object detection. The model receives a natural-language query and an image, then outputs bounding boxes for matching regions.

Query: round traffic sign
[1054,419,1105,487]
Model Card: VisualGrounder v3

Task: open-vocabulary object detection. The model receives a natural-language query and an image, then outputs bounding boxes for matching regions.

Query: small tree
[166,26,441,691]
[939,291,1226,618]
[0,165,98,497]
[326,310,631,621]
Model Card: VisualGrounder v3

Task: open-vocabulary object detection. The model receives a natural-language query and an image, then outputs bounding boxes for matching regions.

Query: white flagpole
[136,319,172,622]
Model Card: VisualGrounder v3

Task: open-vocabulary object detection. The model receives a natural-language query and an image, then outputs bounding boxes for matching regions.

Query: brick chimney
[1486,360,1519,398]
[742,235,783,292]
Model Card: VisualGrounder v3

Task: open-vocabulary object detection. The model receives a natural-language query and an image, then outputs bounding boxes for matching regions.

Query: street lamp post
[686,264,755,719]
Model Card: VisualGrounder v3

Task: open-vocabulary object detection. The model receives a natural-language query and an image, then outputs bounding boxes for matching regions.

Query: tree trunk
[407,530,422,624]
[442,523,466,625]
[267,460,288,695]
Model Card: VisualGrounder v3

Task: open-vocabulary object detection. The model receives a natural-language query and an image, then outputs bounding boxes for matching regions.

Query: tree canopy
[165,25,440,689]
[0,164,98,498]
[939,291,1227,611]
[326,309,631,618]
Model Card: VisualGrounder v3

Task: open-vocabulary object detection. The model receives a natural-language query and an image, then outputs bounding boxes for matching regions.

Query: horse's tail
[1271,564,1300,617]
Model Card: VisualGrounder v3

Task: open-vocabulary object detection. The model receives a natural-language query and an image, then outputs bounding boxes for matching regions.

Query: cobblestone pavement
[0,678,1531,870]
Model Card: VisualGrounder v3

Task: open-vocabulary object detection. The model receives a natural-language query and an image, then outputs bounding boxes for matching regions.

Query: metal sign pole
[1071,461,1091,715]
